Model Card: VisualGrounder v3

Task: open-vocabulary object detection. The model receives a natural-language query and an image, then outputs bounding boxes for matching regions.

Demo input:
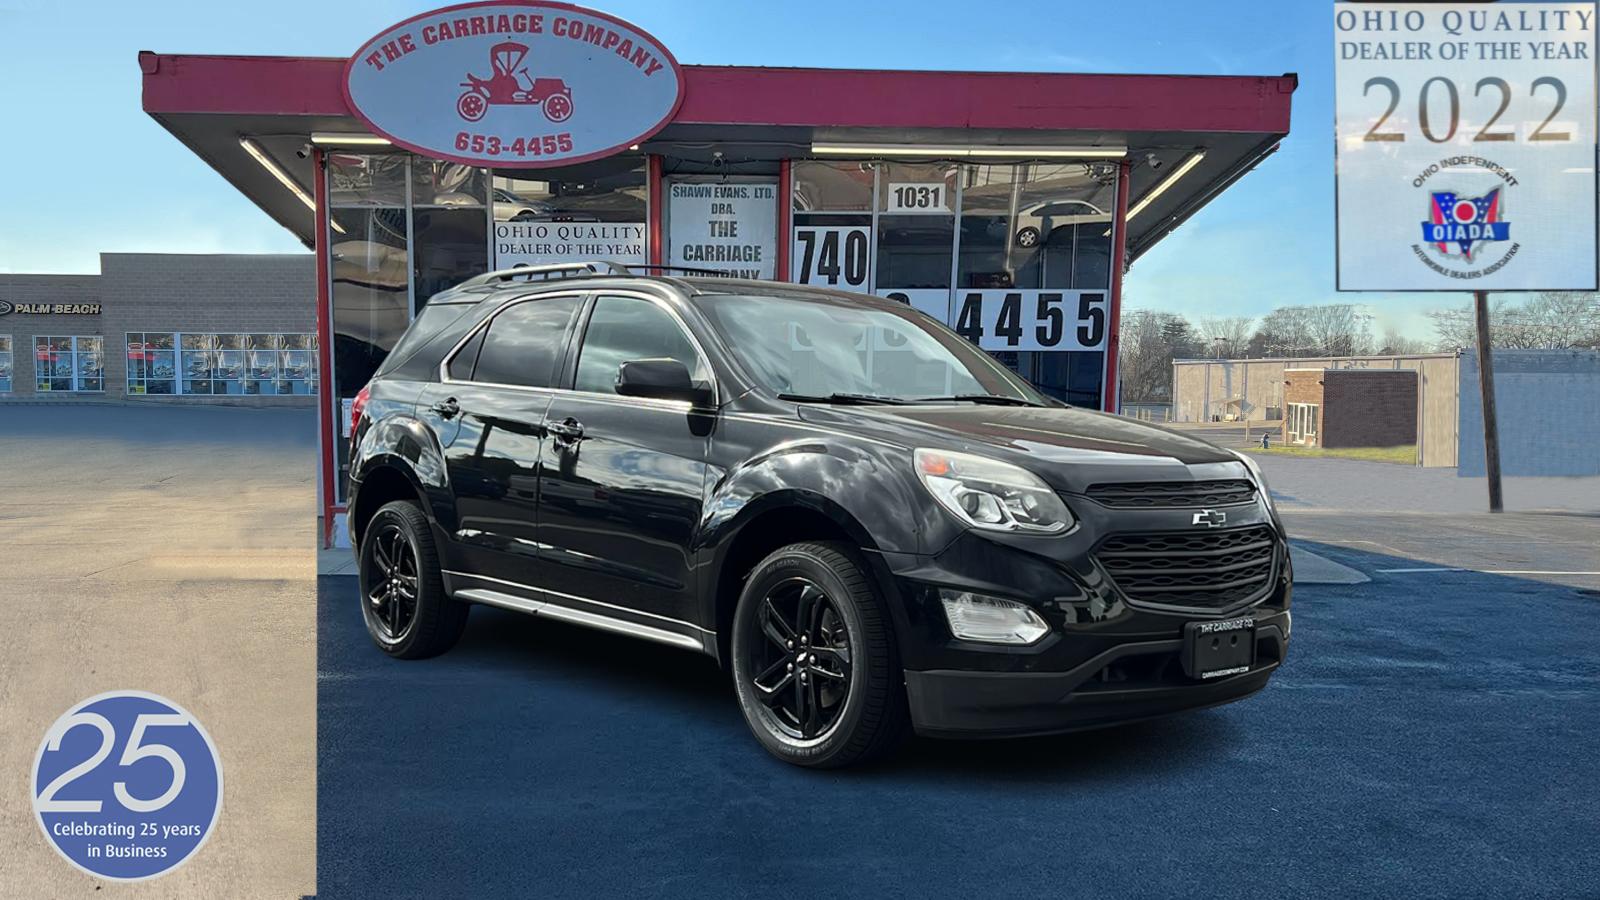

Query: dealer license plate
[1182,617,1256,680]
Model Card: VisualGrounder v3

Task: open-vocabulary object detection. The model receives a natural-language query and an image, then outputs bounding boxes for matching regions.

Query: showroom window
[35,335,102,393]
[413,159,488,313]
[491,157,648,270]
[0,335,11,392]
[791,161,874,293]
[134,333,317,396]
[789,160,1117,408]
[126,332,177,395]
[328,153,411,501]
[954,162,1116,408]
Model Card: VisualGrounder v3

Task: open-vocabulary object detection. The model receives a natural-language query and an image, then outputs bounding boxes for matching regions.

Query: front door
[535,294,714,629]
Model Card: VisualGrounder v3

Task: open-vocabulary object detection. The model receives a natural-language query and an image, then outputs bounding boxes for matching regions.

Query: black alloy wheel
[747,577,854,740]
[731,542,909,768]
[358,500,469,659]
[364,522,419,644]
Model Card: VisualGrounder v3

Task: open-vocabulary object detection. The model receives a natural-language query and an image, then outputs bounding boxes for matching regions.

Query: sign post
[1333,1,1597,510]
[1473,290,1504,512]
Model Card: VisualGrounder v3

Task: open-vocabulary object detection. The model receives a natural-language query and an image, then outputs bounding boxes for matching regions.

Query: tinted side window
[470,296,581,388]
[446,327,486,380]
[574,296,706,395]
[375,302,473,380]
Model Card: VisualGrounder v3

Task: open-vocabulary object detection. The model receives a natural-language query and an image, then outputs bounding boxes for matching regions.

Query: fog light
[1284,610,1292,641]
[938,590,1049,645]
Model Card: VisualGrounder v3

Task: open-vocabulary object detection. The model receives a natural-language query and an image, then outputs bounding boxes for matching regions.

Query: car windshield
[697,293,1047,404]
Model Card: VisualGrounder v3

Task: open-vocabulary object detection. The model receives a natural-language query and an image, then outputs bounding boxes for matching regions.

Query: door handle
[546,417,585,444]
[430,397,460,420]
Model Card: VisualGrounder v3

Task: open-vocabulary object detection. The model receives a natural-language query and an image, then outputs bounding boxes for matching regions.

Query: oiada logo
[343,1,684,168]
[1415,182,1516,278]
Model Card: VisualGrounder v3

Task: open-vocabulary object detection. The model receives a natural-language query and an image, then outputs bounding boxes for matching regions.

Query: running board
[454,588,703,652]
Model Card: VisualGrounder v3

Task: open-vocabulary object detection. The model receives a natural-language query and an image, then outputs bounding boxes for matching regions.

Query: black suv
[348,263,1291,768]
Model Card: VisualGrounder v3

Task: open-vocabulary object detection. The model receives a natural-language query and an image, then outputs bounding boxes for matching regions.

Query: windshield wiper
[912,394,1043,407]
[778,392,911,406]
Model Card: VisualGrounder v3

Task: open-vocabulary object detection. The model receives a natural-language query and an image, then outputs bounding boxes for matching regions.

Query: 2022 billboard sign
[343,1,684,167]
[1334,2,1597,291]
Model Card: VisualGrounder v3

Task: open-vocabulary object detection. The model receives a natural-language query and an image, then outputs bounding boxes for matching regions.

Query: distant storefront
[0,253,314,404]
[1282,367,1418,450]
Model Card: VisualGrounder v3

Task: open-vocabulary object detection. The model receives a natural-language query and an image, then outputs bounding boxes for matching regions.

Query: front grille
[1094,525,1279,610]
[1085,480,1256,509]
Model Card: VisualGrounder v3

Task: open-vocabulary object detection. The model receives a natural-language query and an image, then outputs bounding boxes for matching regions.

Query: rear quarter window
[374,303,478,382]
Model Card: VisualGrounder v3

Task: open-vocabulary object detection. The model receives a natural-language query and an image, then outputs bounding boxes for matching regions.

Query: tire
[1015,226,1041,248]
[730,541,909,768]
[358,500,468,659]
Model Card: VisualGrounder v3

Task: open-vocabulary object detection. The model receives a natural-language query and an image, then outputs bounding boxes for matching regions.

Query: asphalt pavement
[317,512,1600,898]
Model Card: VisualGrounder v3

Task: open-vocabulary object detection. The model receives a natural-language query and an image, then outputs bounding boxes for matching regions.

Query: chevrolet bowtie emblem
[1192,509,1227,528]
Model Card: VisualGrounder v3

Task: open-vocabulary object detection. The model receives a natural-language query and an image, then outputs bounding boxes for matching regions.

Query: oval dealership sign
[343,1,684,167]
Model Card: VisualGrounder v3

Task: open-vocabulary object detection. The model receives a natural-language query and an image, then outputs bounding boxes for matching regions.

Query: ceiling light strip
[1126,151,1207,221]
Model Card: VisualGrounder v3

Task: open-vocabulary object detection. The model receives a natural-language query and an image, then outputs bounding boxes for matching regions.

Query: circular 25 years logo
[31,691,223,881]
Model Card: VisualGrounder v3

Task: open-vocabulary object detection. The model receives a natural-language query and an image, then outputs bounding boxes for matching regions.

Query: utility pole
[1473,290,1503,513]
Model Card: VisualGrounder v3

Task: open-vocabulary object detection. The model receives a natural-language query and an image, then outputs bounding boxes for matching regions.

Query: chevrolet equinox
[347,263,1292,768]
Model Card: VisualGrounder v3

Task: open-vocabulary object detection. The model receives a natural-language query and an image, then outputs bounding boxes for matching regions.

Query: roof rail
[455,261,631,289]
[626,264,730,277]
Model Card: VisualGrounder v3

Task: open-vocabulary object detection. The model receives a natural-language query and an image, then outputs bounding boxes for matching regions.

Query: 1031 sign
[952,290,1106,352]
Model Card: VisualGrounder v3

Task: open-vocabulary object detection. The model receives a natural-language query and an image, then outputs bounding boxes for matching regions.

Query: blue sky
[0,0,1445,337]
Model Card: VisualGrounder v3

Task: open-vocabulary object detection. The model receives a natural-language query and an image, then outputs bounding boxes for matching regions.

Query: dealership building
[0,253,315,403]
[137,2,1296,544]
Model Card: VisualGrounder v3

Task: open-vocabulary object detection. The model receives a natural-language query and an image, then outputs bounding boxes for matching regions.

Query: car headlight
[1232,450,1275,512]
[914,448,1073,534]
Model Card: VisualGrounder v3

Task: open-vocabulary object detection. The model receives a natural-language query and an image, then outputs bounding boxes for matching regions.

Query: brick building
[0,253,315,405]
[1282,367,1417,449]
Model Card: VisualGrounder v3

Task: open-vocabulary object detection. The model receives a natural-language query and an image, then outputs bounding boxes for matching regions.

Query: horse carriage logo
[456,41,574,123]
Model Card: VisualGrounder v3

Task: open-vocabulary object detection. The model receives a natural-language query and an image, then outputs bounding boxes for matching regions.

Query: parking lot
[0,405,317,898]
[318,453,1600,899]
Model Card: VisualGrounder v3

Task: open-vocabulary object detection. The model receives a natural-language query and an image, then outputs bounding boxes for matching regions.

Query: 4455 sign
[951,290,1107,352]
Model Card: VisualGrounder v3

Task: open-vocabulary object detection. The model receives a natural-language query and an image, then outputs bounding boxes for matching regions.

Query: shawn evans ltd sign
[343,1,685,168]
[0,300,100,316]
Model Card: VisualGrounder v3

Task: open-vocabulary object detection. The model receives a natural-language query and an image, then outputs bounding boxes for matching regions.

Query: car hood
[796,403,1245,492]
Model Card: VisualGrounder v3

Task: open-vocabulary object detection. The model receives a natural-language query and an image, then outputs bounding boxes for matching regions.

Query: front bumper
[903,618,1287,738]
[866,504,1294,738]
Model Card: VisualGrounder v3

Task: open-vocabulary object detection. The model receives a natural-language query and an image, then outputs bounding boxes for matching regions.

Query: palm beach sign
[343,1,685,168]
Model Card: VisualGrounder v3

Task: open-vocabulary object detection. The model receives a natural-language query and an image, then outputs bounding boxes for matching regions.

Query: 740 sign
[953,290,1106,352]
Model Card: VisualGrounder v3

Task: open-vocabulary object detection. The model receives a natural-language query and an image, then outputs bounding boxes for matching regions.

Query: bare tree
[1196,316,1256,358]
[1376,327,1432,356]
[1428,292,1600,350]
[1249,304,1373,357]
[1119,309,1200,403]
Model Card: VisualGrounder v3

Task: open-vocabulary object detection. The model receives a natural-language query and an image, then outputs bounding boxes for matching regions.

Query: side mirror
[616,358,714,407]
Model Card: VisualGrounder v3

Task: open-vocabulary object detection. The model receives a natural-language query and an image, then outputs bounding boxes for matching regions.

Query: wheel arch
[347,459,429,551]
[349,410,454,550]
[702,490,889,668]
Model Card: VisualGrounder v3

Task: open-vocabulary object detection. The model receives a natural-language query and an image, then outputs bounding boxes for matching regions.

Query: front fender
[701,437,930,558]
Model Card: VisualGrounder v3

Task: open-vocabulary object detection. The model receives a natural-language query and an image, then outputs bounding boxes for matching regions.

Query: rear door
[418,292,584,587]
[533,292,715,631]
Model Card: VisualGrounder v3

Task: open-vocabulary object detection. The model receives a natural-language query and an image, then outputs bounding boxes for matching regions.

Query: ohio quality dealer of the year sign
[1334,2,1598,291]
[343,1,685,167]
